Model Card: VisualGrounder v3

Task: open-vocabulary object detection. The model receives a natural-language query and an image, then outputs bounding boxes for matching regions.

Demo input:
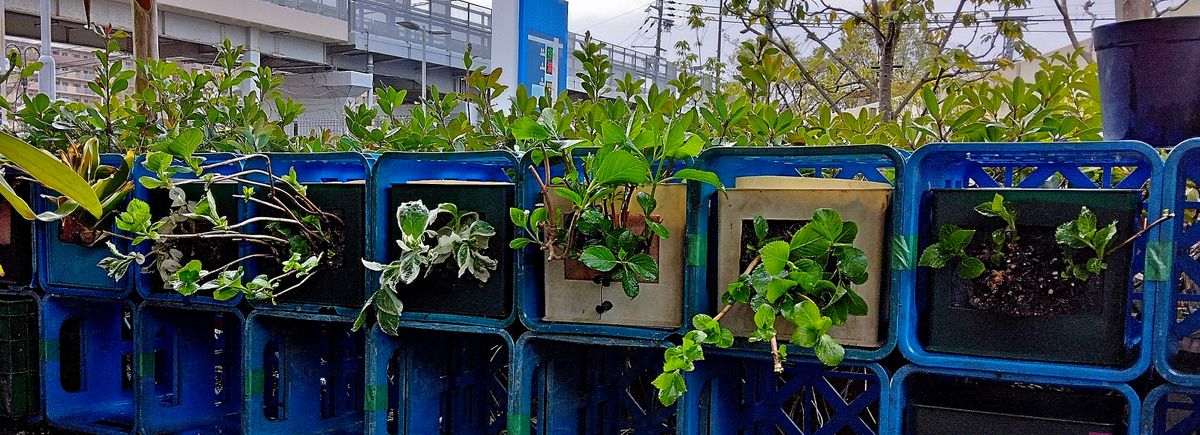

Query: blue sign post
[492,0,569,107]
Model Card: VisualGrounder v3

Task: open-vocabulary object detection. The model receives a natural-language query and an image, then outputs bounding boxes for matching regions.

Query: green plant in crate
[508,32,722,299]
[654,210,870,405]
[97,136,347,301]
[355,200,498,335]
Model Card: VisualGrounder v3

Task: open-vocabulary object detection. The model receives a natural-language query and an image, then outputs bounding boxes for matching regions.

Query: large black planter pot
[261,183,366,309]
[1096,16,1200,148]
[0,174,33,289]
[387,183,513,318]
[922,189,1140,365]
[906,375,1127,435]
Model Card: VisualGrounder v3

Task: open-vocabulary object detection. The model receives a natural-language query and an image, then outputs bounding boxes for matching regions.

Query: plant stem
[1106,209,1175,257]
[712,304,735,322]
[201,253,273,278]
[770,334,783,373]
[224,216,304,231]
[157,232,289,244]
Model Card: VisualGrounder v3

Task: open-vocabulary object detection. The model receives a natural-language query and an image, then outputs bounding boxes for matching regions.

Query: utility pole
[715,0,724,90]
[653,0,665,86]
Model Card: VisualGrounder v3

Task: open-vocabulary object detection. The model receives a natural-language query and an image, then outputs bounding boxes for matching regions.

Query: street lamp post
[397,21,450,102]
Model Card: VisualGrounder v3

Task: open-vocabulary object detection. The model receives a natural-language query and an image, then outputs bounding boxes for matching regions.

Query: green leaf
[753,305,776,330]
[592,150,649,186]
[652,371,686,406]
[509,207,528,228]
[625,253,659,281]
[753,216,768,243]
[511,118,550,141]
[554,187,584,206]
[787,300,825,347]
[814,334,845,366]
[0,132,103,218]
[765,278,795,303]
[810,208,843,241]
[0,173,34,220]
[957,256,986,279]
[636,191,656,216]
[918,244,949,269]
[509,237,534,249]
[789,226,831,257]
[619,269,640,298]
[396,200,432,243]
[835,246,869,285]
[759,241,791,276]
[671,168,723,189]
[578,246,618,272]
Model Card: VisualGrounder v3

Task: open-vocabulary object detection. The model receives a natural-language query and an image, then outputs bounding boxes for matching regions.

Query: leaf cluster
[357,200,498,335]
[655,209,870,406]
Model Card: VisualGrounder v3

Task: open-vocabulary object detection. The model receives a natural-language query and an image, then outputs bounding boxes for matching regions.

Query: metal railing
[261,0,349,20]
[567,32,675,92]
[351,0,492,60]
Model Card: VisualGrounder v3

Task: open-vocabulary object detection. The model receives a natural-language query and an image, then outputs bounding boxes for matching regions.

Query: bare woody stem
[1106,209,1175,257]
[712,255,762,323]
[770,334,784,373]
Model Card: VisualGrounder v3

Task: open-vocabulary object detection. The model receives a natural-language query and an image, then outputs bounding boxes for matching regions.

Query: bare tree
[725,0,1032,121]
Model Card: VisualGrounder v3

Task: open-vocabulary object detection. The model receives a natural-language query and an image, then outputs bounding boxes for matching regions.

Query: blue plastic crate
[131,152,248,306]
[690,145,903,362]
[891,365,1139,434]
[367,151,519,328]
[677,347,888,434]
[515,150,695,340]
[243,310,364,434]
[364,322,511,434]
[1155,138,1200,385]
[1143,384,1200,434]
[135,301,242,434]
[0,171,37,291]
[508,333,675,434]
[243,152,369,316]
[898,141,1164,381]
[36,154,132,298]
[41,295,135,434]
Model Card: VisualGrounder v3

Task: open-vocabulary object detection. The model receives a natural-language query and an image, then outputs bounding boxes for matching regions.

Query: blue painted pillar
[491,0,569,108]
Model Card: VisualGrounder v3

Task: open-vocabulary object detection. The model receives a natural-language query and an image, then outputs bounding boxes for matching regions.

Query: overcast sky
[471,0,1134,64]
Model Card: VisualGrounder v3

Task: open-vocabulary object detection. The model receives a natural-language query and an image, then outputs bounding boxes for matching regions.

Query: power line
[580,2,655,32]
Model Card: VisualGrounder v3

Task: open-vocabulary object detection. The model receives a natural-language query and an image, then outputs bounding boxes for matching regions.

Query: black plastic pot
[387,183,514,318]
[922,189,1140,365]
[1095,16,1200,148]
[906,375,1127,435]
[262,183,366,309]
[0,174,33,289]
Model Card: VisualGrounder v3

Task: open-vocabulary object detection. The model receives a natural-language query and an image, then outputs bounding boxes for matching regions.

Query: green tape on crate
[507,413,531,435]
[1145,241,1171,282]
[39,339,57,362]
[687,233,706,267]
[245,370,264,396]
[891,235,916,270]
[135,352,155,378]
[364,384,388,412]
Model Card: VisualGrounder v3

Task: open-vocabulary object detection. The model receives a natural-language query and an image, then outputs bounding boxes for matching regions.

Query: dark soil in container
[737,219,806,271]
[956,225,1098,317]
[0,175,33,286]
[262,183,364,308]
